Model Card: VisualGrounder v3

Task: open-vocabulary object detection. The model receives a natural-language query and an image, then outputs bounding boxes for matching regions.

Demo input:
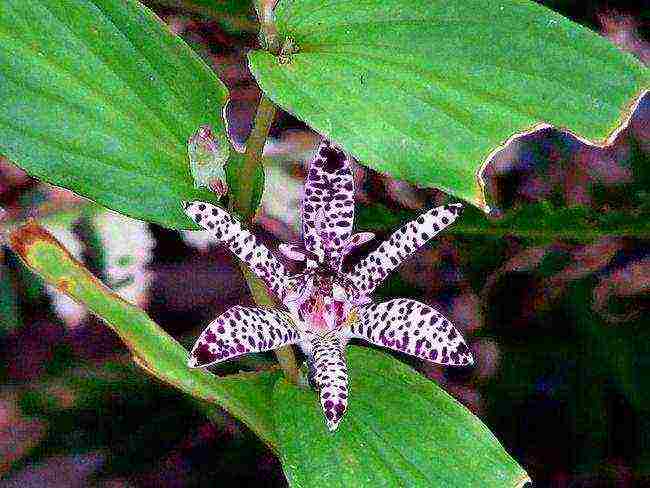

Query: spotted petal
[345,204,463,301]
[309,333,349,431]
[188,306,299,368]
[348,299,473,366]
[183,201,291,301]
[302,138,355,271]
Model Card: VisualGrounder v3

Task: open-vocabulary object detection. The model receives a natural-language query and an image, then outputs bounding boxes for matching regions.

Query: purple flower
[183,138,473,431]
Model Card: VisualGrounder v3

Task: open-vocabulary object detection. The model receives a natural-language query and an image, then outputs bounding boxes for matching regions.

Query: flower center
[286,267,351,333]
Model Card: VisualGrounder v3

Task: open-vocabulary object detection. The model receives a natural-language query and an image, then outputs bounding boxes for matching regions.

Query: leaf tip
[515,473,533,488]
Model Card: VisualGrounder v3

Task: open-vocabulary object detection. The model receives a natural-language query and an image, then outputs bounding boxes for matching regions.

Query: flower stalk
[254,0,281,54]
[233,94,275,219]
[230,93,300,384]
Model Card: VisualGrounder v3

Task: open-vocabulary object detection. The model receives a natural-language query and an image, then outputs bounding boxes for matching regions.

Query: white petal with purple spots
[309,333,349,431]
[302,138,355,271]
[348,299,473,366]
[183,201,291,301]
[278,243,306,261]
[345,204,463,301]
[188,306,299,368]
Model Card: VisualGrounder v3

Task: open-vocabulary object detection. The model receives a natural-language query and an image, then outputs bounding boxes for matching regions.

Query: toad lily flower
[182,138,473,431]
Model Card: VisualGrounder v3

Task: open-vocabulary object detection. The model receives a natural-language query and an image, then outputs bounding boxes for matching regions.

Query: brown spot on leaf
[9,221,61,260]
[56,278,72,294]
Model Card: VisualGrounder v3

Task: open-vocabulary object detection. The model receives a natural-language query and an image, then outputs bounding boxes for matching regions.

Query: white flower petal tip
[186,306,299,369]
[464,348,475,366]
[326,418,343,432]
[310,334,350,433]
[446,203,464,219]
[320,395,348,432]
[344,203,466,299]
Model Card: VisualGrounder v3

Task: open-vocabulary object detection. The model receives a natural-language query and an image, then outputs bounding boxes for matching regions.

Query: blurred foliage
[0,259,21,334]
[8,222,282,447]
[147,0,258,33]
[13,361,280,485]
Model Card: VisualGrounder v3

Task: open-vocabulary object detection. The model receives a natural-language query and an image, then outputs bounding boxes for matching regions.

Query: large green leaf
[9,222,281,449]
[0,0,228,229]
[274,347,530,487]
[248,0,649,211]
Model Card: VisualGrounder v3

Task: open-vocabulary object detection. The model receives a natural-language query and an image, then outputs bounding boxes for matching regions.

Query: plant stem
[254,0,281,54]
[232,93,300,385]
[232,94,275,218]
[243,267,300,385]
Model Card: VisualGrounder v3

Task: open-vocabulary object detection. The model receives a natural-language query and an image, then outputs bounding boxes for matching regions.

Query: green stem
[231,94,301,385]
[243,267,300,385]
[254,0,281,54]
[231,94,275,218]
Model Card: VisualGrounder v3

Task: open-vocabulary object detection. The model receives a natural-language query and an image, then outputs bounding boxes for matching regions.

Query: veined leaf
[248,0,649,212]
[274,347,530,487]
[0,0,228,229]
[9,222,281,448]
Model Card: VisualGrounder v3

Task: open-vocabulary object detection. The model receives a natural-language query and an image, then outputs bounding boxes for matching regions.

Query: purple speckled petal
[183,201,291,301]
[188,306,299,368]
[348,299,473,367]
[302,138,355,271]
[344,204,463,301]
[309,334,349,431]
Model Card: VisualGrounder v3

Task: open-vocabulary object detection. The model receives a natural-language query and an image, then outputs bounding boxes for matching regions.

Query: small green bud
[187,125,230,197]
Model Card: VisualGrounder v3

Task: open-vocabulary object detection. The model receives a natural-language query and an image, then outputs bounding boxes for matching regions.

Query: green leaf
[248,0,649,211]
[9,222,281,448]
[274,347,530,487]
[356,202,650,242]
[0,0,229,229]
